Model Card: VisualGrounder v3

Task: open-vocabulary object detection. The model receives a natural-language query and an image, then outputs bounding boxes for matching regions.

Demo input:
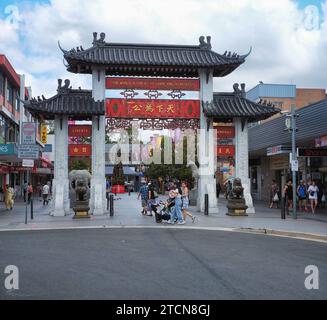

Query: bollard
[107,196,109,211]
[281,196,285,219]
[25,203,28,224]
[30,198,34,220]
[109,194,114,216]
[204,193,209,215]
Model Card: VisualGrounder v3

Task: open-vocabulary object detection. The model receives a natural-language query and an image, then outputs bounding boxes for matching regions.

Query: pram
[151,198,175,223]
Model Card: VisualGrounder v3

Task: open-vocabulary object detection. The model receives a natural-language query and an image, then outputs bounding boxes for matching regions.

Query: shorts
[298,196,306,200]
[182,197,189,209]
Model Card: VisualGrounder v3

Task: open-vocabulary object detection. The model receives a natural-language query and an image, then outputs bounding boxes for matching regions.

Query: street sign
[267,145,291,156]
[291,159,298,171]
[18,144,40,159]
[21,122,36,144]
[22,159,34,167]
[41,124,47,144]
[298,148,327,157]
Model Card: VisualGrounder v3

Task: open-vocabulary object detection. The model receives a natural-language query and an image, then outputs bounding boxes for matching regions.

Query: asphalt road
[0,228,326,300]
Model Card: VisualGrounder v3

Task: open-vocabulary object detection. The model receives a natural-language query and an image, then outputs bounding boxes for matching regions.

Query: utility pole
[286,104,298,219]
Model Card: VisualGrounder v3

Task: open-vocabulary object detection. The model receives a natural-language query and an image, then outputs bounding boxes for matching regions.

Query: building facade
[246,83,326,122]
[249,98,327,203]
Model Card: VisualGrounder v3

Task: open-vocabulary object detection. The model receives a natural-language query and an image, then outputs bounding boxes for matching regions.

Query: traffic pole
[30,198,34,220]
[204,194,209,215]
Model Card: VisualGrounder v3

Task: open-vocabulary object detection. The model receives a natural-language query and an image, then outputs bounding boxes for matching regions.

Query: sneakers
[191,216,196,223]
[177,221,186,225]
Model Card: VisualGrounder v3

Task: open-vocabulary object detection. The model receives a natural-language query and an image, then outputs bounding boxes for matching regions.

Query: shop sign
[270,155,290,170]
[17,144,40,159]
[216,126,235,139]
[21,122,36,144]
[22,159,34,168]
[68,125,92,137]
[217,145,235,157]
[298,148,327,157]
[41,124,47,144]
[0,143,16,155]
[0,166,10,173]
[267,145,291,156]
[68,144,92,156]
[315,135,327,148]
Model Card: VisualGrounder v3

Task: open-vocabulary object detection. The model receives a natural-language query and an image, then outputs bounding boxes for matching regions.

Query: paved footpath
[0,194,326,241]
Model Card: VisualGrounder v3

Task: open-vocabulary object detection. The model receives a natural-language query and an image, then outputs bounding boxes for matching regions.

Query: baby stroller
[151,198,175,223]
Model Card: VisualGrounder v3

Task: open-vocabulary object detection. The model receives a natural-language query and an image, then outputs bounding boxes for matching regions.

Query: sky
[0,0,326,97]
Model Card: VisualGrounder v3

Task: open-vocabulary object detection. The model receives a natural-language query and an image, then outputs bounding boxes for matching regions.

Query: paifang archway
[26,32,278,215]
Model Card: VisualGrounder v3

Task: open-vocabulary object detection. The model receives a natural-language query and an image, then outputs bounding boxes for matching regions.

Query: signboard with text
[41,124,47,144]
[21,122,36,144]
[17,144,40,159]
[216,126,235,139]
[68,125,92,137]
[298,148,327,157]
[22,159,34,168]
[68,144,92,156]
[105,77,200,119]
[217,145,235,157]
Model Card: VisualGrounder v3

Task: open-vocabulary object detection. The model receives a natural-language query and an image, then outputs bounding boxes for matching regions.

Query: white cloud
[0,0,326,96]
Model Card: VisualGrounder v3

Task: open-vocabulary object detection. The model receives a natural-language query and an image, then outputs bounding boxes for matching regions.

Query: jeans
[170,196,183,223]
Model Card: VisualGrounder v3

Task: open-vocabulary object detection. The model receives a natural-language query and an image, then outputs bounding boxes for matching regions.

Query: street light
[283,105,299,219]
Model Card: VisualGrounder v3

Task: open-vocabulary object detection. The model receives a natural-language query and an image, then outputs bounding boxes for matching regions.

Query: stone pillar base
[197,175,218,213]
[90,178,106,215]
[50,179,70,217]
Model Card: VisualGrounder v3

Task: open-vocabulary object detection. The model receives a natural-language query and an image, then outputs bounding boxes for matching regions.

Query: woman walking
[269,180,279,209]
[181,181,195,223]
[308,181,319,214]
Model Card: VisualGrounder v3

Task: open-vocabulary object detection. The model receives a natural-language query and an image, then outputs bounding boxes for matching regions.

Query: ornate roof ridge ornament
[239,46,252,59]
[199,35,212,50]
[232,83,246,98]
[92,32,106,46]
[57,79,72,93]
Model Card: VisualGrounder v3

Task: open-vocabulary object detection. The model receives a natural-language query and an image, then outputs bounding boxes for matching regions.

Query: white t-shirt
[42,185,50,195]
[307,185,319,200]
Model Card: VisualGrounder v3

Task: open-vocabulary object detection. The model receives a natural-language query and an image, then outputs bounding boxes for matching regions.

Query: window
[0,72,4,96]
[6,83,14,105]
[0,115,5,144]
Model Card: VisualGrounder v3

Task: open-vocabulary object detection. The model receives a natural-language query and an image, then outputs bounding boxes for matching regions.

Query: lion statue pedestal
[226,178,248,216]
[69,170,91,219]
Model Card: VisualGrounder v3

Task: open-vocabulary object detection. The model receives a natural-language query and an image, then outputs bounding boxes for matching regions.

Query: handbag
[273,193,279,202]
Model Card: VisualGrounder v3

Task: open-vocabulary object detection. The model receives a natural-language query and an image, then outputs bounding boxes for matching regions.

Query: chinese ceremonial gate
[25,32,278,216]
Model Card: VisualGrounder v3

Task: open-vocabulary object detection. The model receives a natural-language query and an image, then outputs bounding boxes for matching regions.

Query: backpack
[298,185,306,198]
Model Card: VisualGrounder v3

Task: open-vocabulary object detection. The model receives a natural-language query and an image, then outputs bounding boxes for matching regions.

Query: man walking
[42,183,50,205]
[137,181,148,215]
[23,180,28,202]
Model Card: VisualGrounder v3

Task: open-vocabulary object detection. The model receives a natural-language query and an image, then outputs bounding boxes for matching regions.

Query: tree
[112,162,125,185]
[70,158,89,171]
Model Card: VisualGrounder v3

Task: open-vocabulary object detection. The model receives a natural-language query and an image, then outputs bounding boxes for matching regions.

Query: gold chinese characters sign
[41,124,47,144]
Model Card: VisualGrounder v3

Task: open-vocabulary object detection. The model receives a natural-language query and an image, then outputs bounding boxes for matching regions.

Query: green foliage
[70,159,89,171]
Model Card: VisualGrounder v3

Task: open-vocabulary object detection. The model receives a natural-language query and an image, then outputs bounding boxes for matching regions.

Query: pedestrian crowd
[269,179,326,214]
[137,178,195,225]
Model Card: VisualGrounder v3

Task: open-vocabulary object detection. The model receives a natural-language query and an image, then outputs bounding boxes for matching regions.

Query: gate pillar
[234,118,255,213]
[90,68,106,215]
[51,115,70,216]
[197,69,218,213]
